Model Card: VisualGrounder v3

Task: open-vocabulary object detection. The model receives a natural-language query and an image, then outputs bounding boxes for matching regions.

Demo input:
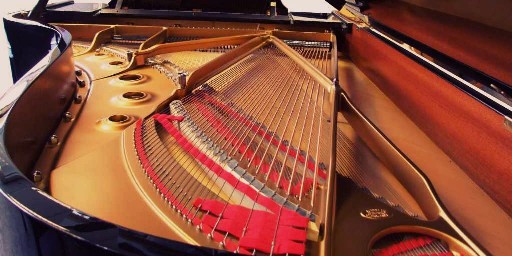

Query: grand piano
[0,0,511,255]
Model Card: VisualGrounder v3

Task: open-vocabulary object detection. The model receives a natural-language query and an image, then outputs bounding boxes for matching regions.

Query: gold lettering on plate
[360,208,392,220]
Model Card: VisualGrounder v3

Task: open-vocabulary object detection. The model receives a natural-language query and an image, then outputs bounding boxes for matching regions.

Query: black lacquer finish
[4,17,60,82]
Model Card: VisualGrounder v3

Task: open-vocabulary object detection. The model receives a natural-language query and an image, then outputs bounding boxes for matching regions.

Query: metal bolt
[63,112,73,122]
[126,50,133,61]
[49,135,59,146]
[76,78,85,88]
[33,170,42,182]
[178,72,186,88]
[74,95,83,104]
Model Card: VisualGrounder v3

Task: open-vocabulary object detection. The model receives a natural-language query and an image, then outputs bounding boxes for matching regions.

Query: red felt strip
[136,120,254,254]
[194,216,243,253]
[416,253,454,256]
[195,198,308,255]
[373,236,435,256]
[134,120,195,219]
[199,92,328,180]
[193,99,314,196]
[154,114,282,213]
[138,116,309,254]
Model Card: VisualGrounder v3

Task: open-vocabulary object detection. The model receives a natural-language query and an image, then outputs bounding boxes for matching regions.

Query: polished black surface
[3,17,60,83]
[0,194,36,256]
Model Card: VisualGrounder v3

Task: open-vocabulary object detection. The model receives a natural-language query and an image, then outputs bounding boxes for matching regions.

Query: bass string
[188,46,310,246]
[198,47,304,217]
[160,46,296,226]
[175,48,290,216]
[203,45,326,250]
[184,44,324,214]
[336,129,419,217]
[138,43,332,253]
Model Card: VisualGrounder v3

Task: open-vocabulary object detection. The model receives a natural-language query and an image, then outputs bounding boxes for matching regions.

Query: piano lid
[350,0,512,104]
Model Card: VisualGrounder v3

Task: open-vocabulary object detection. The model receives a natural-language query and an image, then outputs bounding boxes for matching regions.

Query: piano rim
[0,13,491,256]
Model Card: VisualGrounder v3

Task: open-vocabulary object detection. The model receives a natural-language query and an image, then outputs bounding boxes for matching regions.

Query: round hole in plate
[109,61,124,66]
[122,91,147,100]
[119,74,143,82]
[108,114,130,123]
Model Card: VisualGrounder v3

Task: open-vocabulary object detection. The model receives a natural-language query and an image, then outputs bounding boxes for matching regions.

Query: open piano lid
[36,0,343,23]
[40,0,336,16]
[342,0,512,232]
[345,0,512,112]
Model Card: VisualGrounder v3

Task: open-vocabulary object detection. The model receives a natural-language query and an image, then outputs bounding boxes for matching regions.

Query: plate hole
[119,74,143,81]
[122,91,147,100]
[109,61,124,66]
[108,115,130,123]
